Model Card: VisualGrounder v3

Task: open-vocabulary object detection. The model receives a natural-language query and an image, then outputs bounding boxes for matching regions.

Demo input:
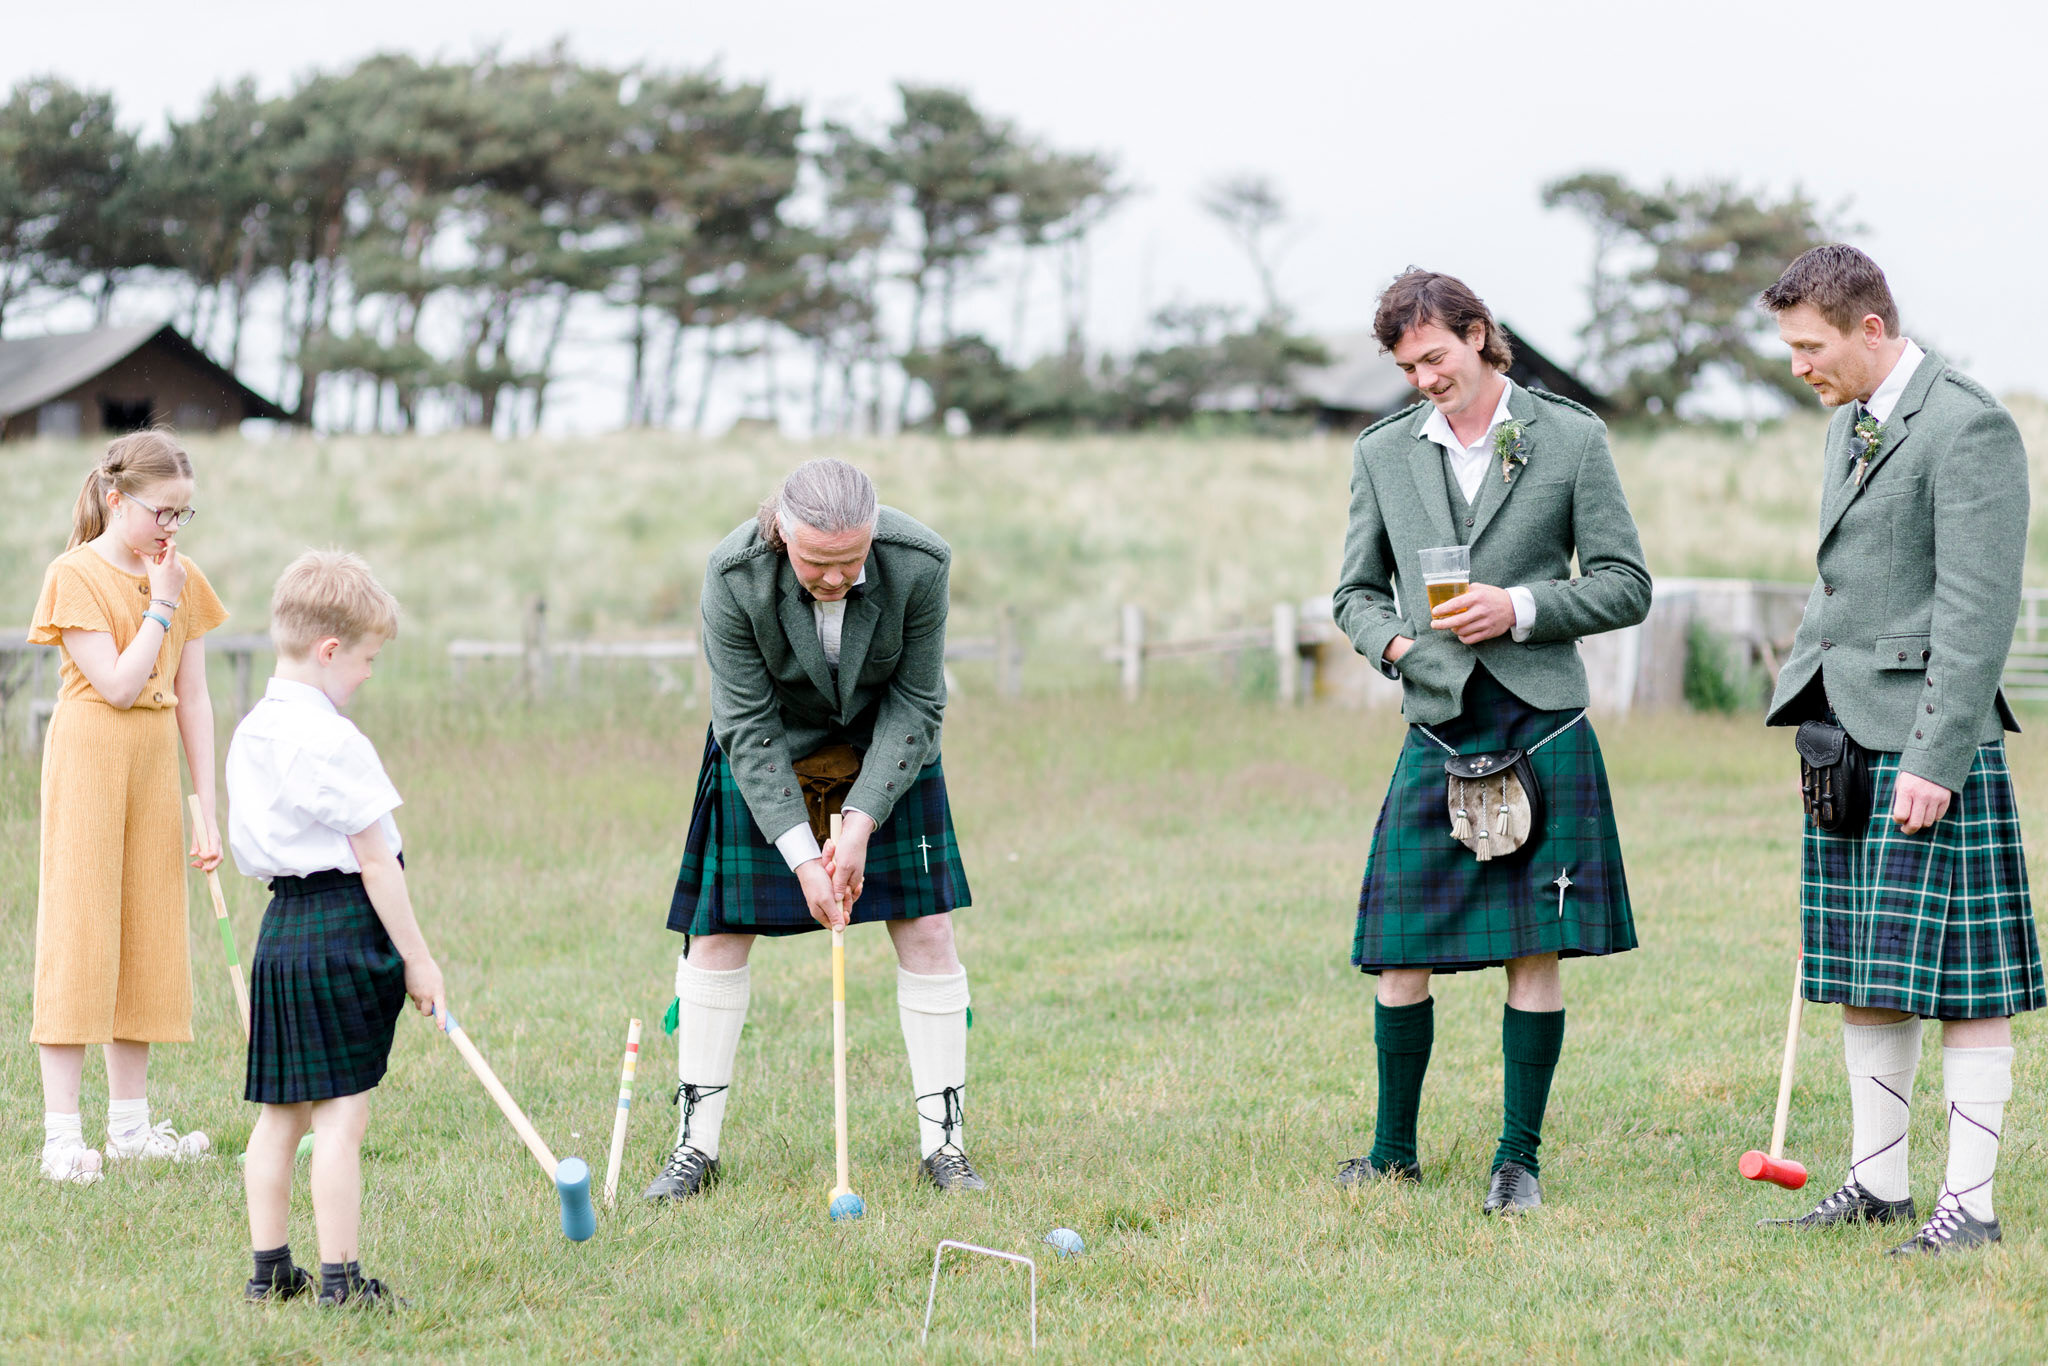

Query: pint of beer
[1419,545,1470,612]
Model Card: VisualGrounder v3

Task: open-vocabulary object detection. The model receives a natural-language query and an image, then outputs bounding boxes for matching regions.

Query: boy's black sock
[253,1244,295,1284]
[319,1260,362,1300]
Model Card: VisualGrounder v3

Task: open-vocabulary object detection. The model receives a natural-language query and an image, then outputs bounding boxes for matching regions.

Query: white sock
[43,1112,84,1151]
[673,956,749,1160]
[107,1097,149,1142]
[1842,1018,1920,1202]
[898,967,970,1159]
[1942,1045,2013,1222]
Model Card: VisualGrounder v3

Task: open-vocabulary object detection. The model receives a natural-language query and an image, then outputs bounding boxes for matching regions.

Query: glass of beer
[1419,545,1470,613]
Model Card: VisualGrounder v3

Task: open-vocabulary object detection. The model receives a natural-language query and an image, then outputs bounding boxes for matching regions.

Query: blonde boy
[226,550,443,1307]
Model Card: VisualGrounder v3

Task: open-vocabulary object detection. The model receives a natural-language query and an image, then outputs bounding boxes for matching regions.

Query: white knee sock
[673,957,749,1160]
[1842,1018,1921,1201]
[107,1097,149,1142]
[44,1112,84,1152]
[898,967,970,1159]
[1942,1045,2013,1222]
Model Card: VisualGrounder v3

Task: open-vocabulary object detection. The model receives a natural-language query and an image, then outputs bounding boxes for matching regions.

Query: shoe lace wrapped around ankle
[916,1085,966,1150]
[671,1082,727,1152]
[925,1148,976,1183]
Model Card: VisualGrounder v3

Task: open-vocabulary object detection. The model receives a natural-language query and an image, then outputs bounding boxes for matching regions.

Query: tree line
[0,48,1841,434]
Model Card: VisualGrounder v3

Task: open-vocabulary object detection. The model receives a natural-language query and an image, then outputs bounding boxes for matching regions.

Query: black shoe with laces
[1483,1161,1543,1215]
[1760,1178,1914,1230]
[244,1263,311,1304]
[643,1140,720,1202]
[1888,1199,2002,1256]
[317,1272,403,1310]
[919,1146,988,1192]
[1335,1154,1421,1187]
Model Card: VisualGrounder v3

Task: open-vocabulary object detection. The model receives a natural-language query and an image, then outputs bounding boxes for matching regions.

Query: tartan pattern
[669,727,971,937]
[1353,667,1636,973]
[244,870,408,1104]
[1802,744,2045,1019]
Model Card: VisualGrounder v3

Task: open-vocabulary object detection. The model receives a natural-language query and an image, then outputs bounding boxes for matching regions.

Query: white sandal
[105,1119,211,1163]
[40,1139,105,1185]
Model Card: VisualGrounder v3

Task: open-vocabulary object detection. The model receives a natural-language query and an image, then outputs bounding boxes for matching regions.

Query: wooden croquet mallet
[189,794,251,1038]
[434,1003,596,1241]
[1739,956,1809,1189]
[602,1017,642,1209]
[826,813,863,1220]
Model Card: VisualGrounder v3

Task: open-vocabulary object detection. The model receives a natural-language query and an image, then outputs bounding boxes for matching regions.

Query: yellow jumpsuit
[29,545,227,1044]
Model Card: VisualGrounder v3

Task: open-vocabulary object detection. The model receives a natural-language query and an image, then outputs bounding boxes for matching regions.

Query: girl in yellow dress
[29,431,229,1184]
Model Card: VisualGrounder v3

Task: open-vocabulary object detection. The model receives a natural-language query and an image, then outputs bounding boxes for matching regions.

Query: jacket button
[1823,584,1834,595]
[1927,678,1935,687]
[1821,640,1833,650]
[1463,517,1474,527]
[906,735,915,744]
[898,760,908,770]
[761,737,771,746]
[767,764,776,772]
[1915,730,1924,740]
[1921,650,1930,661]
[782,787,792,796]
[1897,651,1908,661]
[886,781,895,790]
[1926,704,1934,713]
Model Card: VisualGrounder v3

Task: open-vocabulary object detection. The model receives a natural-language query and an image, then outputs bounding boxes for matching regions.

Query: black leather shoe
[318,1275,403,1310]
[1335,1154,1421,1187]
[1888,1201,2002,1256]
[643,1140,720,1201]
[1760,1178,1914,1230]
[919,1147,988,1191]
[1482,1161,1542,1215]
[244,1263,311,1303]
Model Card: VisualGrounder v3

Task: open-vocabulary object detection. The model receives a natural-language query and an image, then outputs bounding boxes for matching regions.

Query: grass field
[2,690,2044,1361]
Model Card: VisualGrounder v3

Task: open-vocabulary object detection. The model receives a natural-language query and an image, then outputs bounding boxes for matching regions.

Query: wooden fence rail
[1103,602,1337,705]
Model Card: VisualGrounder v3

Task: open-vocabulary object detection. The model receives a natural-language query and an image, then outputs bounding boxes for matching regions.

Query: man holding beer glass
[1331,269,1651,1214]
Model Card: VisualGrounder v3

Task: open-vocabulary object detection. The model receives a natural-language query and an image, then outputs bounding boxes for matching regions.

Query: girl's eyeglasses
[125,494,197,530]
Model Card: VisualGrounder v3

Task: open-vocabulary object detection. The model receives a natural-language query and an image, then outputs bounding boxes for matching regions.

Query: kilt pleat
[244,870,408,1104]
[1353,666,1637,973]
[1802,744,2046,1019]
[668,727,971,937]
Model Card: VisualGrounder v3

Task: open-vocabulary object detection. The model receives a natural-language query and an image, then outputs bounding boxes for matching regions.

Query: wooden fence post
[522,596,550,701]
[1273,601,1301,706]
[232,649,254,718]
[996,605,1021,700]
[1120,604,1145,703]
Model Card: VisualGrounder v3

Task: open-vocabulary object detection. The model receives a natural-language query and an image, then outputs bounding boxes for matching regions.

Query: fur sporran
[1419,711,1585,863]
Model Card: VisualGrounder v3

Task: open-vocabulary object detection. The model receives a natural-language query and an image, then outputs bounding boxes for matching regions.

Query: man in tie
[647,458,983,1201]
[1758,244,2042,1254]
[1332,269,1652,1214]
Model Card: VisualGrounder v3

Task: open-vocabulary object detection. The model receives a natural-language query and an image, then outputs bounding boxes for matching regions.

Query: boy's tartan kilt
[669,727,971,937]
[245,869,408,1104]
[1353,666,1637,974]
[1802,743,2045,1019]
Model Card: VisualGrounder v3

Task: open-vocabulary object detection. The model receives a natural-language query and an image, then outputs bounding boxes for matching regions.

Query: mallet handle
[189,795,251,1038]
[437,1006,560,1179]
[830,813,851,1198]
[603,1018,641,1209]
[1768,957,1804,1160]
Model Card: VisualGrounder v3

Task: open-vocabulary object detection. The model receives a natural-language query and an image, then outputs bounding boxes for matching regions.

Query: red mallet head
[1739,1150,1808,1189]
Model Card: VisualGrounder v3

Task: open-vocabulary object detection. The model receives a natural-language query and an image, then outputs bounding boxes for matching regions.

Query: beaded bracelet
[143,611,172,631]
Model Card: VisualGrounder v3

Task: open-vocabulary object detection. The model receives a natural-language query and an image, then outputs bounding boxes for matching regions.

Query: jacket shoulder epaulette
[1939,368,1998,408]
[1357,400,1426,443]
[1530,388,1600,421]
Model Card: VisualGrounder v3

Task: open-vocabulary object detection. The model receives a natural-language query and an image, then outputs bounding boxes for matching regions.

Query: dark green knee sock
[1495,1005,1566,1176]
[1367,997,1434,1167]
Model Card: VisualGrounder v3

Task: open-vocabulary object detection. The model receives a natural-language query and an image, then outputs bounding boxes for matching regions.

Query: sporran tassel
[1449,777,1473,842]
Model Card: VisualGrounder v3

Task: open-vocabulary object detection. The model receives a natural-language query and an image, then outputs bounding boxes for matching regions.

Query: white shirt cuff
[1508,586,1537,643]
[774,822,823,872]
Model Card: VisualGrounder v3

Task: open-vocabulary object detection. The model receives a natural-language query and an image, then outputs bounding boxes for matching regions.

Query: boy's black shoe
[1888,1202,2002,1256]
[1482,1161,1543,1215]
[919,1147,987,1191]
[244,1264,311,1303]
[643,1141,720,1202]
[1759,1179,1915,1230]
[1335,1155,1422,1187]
[317,1262,404,1310]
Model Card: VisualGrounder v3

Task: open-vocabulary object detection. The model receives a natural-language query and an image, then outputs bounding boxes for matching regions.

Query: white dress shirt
[226,677,404,879]
[773,565,870,871]
[1416,377,1538,642]
[1863,338,1925,424]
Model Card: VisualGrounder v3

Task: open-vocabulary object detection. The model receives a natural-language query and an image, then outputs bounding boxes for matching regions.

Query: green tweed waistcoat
[1765,352,2026,793]
[1334,382,1653,724]
[701,506,951,842]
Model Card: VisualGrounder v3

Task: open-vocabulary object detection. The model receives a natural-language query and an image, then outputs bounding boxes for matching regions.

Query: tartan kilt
[1802,743,2046,1019]
[1353,666,1637,973]
[244,869,408,1104]
[668,727,971,937]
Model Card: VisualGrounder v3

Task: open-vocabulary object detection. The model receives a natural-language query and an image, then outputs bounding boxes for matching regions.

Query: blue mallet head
[1044,1228,1085,1257]
[556,1157,596,1242]
[829,1191,866,1222]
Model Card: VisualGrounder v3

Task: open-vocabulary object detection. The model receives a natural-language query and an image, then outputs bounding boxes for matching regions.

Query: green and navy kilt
[1802,743,2045,1019]
[245,868,408,1104]
[668,727,971,938]
[1353,667,1636,974]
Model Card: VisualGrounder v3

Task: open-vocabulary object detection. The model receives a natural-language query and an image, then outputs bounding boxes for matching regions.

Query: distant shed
[0,323,290,442]
[1296,323,1608,431]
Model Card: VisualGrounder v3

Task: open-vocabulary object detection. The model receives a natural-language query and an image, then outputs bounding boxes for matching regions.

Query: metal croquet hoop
[922,1240,1038,1350]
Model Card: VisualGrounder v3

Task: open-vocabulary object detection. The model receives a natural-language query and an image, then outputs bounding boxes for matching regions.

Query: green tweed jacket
[1765,352,2025,793]
[701,506,950,842]
[1334,382,1653,724]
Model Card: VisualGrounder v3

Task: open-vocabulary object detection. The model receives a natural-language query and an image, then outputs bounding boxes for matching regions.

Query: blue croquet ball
[829,1192,866,1221]
[1044,1227,1085,1257]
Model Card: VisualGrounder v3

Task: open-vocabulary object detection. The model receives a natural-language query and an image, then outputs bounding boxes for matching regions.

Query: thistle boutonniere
[1493,421,1529,485]
[1851,410,1886,485]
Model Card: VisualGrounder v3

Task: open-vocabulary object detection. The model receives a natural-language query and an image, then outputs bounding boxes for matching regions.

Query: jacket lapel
[833,558,881,715]
[1817,353,1943,543]
[1467,382,1537,546]
[1404,406,1459,547]
[778,570,836,700]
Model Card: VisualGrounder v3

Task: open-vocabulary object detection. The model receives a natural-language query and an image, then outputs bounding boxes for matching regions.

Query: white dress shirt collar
[1864,338,1925,424]
[264,675,340,714]
[1418,373,1516,457]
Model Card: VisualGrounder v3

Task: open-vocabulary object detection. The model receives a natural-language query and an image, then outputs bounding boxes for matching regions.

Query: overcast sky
[7,0,2047,427]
